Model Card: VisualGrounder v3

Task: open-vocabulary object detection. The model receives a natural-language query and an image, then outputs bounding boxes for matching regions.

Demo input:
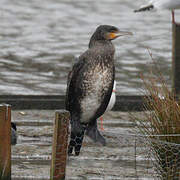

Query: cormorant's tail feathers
[134,5,154,12]
[68,120,86,156]
[68,130,85,156]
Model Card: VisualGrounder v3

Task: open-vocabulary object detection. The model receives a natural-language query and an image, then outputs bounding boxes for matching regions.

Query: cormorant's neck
[89,33,112,48]
[89,39,112,48]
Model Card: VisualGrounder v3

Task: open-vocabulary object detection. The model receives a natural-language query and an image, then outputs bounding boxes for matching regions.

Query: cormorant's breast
[78,41,115,123]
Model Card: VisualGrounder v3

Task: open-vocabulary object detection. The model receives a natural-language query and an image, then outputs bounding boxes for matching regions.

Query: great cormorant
[65,25,132,156]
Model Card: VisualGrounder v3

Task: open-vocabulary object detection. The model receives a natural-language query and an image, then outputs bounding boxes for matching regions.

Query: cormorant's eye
[109,28,118,33]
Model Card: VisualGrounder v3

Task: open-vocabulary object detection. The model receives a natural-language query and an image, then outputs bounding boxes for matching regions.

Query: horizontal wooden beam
[0,95,147,111]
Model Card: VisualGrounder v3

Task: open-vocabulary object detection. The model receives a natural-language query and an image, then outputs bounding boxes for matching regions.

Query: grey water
[1,0,180,95]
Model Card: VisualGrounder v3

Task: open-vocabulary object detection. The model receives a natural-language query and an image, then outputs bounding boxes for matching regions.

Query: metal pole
[0,104,11,180]
[172,23,180,96]
[50,110,70,180]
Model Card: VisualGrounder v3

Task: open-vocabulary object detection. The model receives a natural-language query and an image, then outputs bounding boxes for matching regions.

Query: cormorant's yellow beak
[108,30,133,40]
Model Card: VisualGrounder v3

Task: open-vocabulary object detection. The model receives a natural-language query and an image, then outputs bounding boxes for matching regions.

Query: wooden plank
[0,95,147,111]
[50,110,70,180]
[172,23,180,96]
[0,104,11,179]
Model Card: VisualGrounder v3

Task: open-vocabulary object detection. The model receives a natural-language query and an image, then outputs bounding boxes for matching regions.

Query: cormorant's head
[89,25,132,47]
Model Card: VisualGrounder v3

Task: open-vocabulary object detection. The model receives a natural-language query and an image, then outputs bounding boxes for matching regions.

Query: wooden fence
[0,104,70,180]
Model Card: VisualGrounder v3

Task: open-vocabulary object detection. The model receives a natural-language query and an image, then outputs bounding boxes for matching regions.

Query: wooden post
[0,104,11,180]
[50,110,70,180]
[172,23,180,97]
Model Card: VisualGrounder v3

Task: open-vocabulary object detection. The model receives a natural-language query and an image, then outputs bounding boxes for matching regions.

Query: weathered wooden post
[0,104,11,180]
[172,23,180,97]
[50,110,70,180]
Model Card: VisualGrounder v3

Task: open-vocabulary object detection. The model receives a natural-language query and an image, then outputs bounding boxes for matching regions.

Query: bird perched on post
[65,25,132,156]
[134,0,180,24]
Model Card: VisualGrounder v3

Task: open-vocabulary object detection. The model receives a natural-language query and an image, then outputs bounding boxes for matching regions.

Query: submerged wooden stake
[50,110,70,180]
[0,104,11,180]
[172,23,180,97]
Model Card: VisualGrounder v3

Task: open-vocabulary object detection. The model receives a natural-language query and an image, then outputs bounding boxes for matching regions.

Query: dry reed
[134,56,180,179]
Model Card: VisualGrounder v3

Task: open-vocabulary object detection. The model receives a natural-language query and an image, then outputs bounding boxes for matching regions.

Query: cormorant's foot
[86,125,106,146]
[95,132,106,146]
[98,135,106,146]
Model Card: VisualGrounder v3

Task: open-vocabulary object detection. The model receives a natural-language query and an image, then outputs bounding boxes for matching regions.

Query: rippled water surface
[1,0,180,95]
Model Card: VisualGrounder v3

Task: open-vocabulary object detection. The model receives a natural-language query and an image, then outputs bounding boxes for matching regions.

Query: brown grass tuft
[134,55,180,179]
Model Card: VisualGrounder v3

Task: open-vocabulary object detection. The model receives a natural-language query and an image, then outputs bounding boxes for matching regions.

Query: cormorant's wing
[65,58,84,111]
[66,51,114,155]
[65,57,87,156]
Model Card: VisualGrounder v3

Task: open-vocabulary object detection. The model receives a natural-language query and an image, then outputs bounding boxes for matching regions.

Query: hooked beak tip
[116,31,133,37]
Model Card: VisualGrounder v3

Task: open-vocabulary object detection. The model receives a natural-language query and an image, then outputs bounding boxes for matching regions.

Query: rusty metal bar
[50,110,70,180]
[172,23,180,96]
[0,104,11,180]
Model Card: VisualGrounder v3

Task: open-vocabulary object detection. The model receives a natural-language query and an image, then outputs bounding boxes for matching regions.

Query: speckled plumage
[65,25,124,156]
